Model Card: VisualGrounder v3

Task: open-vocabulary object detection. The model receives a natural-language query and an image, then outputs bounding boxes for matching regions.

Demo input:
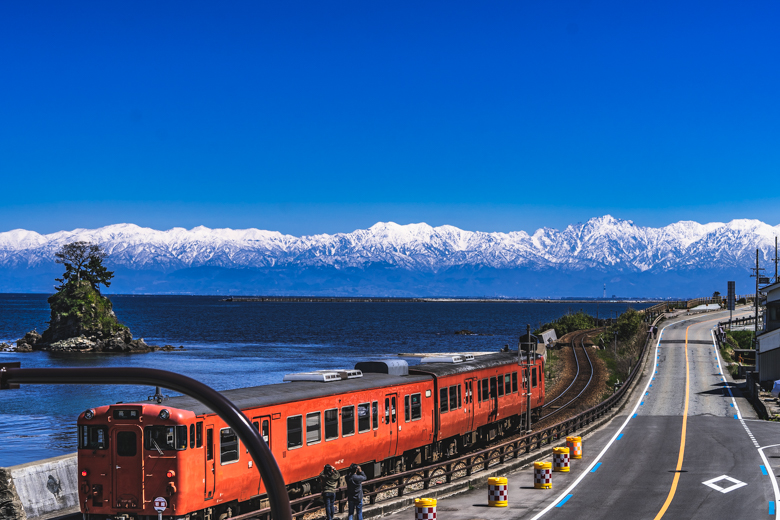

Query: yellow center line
[653,325,690,520]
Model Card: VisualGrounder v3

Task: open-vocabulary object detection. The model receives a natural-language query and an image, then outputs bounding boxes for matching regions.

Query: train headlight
[84,409,95,420]
[159,409,170,420]
[81,470,88,477]
[166,470,176,478]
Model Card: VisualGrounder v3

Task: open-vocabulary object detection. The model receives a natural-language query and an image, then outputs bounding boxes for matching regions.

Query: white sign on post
[154,497,168,512]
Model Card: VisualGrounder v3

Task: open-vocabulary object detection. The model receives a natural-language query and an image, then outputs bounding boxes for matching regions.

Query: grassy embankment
[720,329,755,378]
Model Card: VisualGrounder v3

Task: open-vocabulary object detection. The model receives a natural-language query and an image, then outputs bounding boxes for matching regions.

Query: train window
[449,386,458,410]
[325,409,339,441]
[373,401,379,430]
[79,425,108,450]
[505,374,512,395]
[358,403,371,432]
[532,368,538,388]
[457,385,462,408]
[391,397,396,423]
[144,426,186,451]
[384,399,390,423]
[220,428,239,464]
[440,388,448,412]
[262,420,270,445]
[190,424,195,449]
[306,412,321,445]
[117,431,136,457]
[196,422,203,448]
[480,379,488,402]
[411,393,422,420]
[206,428,213,460]
[287,416,303,449]
[497,376,504,397]
[512,372,518,393]
[342,406,355,436]
[490,377,497,399]
[404,395,410,422]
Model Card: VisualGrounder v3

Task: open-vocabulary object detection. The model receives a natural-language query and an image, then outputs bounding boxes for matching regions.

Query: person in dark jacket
[319,464,340,520]
[346,464,367,520]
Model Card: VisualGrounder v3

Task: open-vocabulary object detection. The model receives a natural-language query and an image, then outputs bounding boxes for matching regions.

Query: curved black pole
[1,366,292,520]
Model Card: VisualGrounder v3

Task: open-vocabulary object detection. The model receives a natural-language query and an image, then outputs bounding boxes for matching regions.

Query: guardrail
[241,320,661,520]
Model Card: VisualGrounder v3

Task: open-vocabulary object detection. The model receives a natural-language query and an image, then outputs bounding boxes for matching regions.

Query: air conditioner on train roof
[420,355,464,364]
[283,371,342,383]
[283,369,363,383]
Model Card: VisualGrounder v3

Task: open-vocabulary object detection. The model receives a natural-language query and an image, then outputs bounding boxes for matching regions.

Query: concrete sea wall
[0,454,78,520]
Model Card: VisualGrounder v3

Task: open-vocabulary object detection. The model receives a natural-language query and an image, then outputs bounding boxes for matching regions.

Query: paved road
[428,309,780,519]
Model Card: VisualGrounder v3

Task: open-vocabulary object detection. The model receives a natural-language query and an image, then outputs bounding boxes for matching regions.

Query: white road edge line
[527,320,674,519]
[711,329,779,519]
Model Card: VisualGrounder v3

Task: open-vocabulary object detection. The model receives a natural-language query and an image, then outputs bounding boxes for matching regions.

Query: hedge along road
[425,308,780,520]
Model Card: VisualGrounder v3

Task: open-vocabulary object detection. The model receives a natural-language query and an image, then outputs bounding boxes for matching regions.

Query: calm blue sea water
[0,294,651,466]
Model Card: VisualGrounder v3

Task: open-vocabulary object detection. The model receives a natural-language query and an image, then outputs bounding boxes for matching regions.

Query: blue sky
[2,1,779,235]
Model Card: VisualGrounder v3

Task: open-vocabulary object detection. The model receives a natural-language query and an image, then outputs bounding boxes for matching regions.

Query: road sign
[154,497,167,512]
[727,281,735,311]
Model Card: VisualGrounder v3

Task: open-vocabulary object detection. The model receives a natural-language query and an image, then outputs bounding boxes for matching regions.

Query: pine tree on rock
[55,241,114,292]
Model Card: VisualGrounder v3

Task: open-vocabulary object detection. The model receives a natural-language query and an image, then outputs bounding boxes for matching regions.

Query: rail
[539,329,594,420]
[239,323,658,520]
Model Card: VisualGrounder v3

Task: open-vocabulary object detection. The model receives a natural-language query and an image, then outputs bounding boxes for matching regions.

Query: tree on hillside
[55,241,114,292]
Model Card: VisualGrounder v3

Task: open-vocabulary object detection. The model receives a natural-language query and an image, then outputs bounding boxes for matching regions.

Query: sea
[0,294,652,467]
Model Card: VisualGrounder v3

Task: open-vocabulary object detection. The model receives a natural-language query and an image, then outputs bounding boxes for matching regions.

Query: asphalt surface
[425,308,780,520]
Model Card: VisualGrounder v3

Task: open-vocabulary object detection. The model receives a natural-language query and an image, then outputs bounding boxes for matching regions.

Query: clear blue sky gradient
[2,1,779,235]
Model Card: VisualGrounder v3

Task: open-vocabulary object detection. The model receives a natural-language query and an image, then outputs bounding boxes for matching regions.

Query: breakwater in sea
[0,294,653,466]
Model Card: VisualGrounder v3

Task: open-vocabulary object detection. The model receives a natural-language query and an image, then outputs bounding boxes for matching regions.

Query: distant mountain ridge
[1,216,776,296]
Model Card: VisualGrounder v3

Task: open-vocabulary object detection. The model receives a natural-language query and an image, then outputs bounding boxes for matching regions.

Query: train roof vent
[355,360,409,376]
[316,369,363,379]
[283,371,341,383]
[461,354,475,361]
[421,355,464,364]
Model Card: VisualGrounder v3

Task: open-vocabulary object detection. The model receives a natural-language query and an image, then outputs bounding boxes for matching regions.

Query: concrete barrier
[1,453,79,520]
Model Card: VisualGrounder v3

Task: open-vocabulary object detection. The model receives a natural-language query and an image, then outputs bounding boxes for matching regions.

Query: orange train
[77,350,545,519]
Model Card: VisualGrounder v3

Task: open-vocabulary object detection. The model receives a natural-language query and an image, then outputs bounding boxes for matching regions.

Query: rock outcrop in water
[15,281,158,353]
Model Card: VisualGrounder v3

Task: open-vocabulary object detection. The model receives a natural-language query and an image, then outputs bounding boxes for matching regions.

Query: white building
[757,281,780,382]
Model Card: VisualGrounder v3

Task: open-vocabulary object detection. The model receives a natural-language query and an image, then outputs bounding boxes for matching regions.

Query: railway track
[538,328,596,421]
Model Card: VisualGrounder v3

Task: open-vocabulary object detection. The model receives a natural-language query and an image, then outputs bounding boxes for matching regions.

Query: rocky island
[5,241,179,354]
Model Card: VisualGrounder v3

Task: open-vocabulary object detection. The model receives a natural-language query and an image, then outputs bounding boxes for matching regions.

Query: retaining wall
[0,454,79,520]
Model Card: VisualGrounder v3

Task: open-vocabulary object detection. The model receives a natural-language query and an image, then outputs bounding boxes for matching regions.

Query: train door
[111,425,143,509]
[464,378,476,431]
[384,394,398,457]
[205,425,215,500]
[251,416,272,449]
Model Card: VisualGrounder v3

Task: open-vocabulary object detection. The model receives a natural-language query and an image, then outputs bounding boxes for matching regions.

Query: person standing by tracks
[319,464,340,520]
[346,463,367,520]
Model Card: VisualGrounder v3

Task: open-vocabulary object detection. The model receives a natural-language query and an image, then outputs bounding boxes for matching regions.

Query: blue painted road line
[649,384,653,387]
[640,402,644,406]
[761,465,768,475]
[632,413,637,418]
[556,494,573,507]
[734,415,739,420]
[730,403,734,407]
[770,501,776,515]
[645,391,649,395]
[617,433,623,440]
[591,463,602,473]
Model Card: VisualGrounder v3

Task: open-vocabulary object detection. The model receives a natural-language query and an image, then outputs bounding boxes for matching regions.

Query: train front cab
[78,404,204,519]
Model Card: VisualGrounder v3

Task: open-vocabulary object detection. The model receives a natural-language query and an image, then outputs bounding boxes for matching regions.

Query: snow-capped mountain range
[1,216,777,296]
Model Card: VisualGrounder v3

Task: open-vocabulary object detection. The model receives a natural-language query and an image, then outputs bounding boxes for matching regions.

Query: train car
[78,351,543,520]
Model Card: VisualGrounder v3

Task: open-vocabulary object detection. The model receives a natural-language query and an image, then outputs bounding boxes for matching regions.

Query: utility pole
[519,324,536,432]
[750,249,765,349]
[775,237,778,283]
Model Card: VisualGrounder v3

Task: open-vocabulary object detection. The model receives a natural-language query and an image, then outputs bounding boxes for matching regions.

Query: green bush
[727,330,755,349]
[534,311,596,338]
